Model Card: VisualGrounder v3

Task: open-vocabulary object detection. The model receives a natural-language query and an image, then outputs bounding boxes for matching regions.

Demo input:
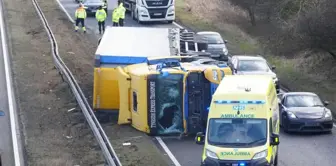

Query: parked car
[228,55,280,93]
[278,92,333,133]
[196,31,229,61]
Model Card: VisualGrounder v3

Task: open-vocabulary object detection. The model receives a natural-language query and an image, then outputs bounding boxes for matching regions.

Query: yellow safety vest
[118,5,126,19]
[95,9,107,22]
[112,9,120,23]
[75,8,87,19]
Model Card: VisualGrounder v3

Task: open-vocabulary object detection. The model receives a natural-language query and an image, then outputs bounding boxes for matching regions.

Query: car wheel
[167,20,173,23]
[282,114,289,133]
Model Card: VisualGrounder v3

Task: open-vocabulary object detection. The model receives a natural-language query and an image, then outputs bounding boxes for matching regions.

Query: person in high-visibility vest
[112,8,120,26]
[75,4,87,33]
[118,2,126,26]
[95,6,107,34]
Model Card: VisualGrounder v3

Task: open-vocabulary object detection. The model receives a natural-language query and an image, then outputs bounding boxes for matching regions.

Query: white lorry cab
[195,75,280,166]
[123,0,175,23]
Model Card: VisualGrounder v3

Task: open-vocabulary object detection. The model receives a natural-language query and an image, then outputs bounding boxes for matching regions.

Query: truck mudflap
[147,73,184,135]
[185,71,211,134]
[117,66,132,125]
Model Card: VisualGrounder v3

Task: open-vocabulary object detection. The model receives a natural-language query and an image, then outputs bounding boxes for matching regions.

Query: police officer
[95,6,107,34]
[118,1,126,26]
[75,4,87,33]
[112,7,120,26]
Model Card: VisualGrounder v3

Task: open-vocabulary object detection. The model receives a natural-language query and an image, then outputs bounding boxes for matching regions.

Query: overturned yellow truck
[93,27,232,135]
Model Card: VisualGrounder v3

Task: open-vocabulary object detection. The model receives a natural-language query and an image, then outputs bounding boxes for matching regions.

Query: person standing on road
[95,6,107,34]
[75,4,87,33]
[112,7,120,26]
[118,2,126,26]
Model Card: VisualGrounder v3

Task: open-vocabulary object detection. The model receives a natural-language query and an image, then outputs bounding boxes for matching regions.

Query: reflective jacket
[112,8,120,23]
[118,3,126,19]
[75,8,87,19]
[95,9,107,22]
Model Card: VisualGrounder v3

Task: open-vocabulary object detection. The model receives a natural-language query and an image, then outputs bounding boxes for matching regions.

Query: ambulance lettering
[220,114,255,118]
[220,151,251,156]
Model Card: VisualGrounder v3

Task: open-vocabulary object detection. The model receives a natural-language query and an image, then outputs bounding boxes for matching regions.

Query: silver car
[228,55,280,93]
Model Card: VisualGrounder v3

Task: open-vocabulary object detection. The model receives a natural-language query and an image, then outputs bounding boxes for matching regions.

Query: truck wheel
[137,11,143,24]
[131,4,136,20]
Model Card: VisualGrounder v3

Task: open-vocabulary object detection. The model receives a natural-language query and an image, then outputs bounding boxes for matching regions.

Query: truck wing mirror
[270,133,280,146]
[195,132,205,145]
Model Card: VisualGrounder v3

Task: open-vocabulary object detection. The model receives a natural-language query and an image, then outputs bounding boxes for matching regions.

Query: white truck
[123,0,175,23]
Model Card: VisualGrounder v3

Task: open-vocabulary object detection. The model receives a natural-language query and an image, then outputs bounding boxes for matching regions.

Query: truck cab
[116,56,232,135]
[123,0,175,23]
[195,75,280,166]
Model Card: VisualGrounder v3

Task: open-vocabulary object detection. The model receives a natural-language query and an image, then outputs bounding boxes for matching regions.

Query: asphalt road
[59,0,176,34]
[0,30,14,166]
[58,1,336,166]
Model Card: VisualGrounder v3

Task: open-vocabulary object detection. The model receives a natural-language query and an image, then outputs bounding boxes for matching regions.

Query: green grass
[175,0,336,115]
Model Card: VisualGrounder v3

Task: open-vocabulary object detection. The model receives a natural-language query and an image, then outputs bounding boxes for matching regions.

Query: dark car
[196,31,229,61]
[228,55,280,93]
[278,92,333,133]
[82,0,106,16]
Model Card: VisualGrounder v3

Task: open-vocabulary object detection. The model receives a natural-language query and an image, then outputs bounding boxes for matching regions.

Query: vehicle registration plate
[305,122,318,126]
[211,54,220,57]
[154,13,162,16]
[91,10,97,12]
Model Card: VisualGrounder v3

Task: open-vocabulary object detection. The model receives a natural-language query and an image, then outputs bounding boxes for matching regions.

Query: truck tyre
[131,4,136,20]
[137,11,143,24]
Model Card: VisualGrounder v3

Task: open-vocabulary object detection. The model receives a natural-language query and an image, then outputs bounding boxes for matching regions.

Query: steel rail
[30,0,121,165]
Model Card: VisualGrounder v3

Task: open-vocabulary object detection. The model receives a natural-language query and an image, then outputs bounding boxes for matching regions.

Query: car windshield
[200,34,224,44]
[208,118,267,147]
[237,60,270,72]
[285,95,324,107]
[84,0,102,3]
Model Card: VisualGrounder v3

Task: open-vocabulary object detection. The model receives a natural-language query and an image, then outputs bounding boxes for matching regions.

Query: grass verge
[175,0,336,116]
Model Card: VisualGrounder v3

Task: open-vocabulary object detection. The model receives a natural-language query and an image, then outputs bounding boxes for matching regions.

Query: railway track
[31,0,121,165]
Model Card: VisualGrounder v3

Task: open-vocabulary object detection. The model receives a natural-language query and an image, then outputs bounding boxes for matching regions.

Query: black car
[278,92,333,133]
[196,31,229,61]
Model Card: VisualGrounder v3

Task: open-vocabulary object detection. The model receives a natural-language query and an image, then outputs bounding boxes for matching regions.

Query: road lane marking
[0,2,22,166]
[56,0,74,23]
[155,137,181,166]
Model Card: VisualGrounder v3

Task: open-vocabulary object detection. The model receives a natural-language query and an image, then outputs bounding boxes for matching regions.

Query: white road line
[155,137,182,166]
[55,0,74,23]
[0,2,22,166]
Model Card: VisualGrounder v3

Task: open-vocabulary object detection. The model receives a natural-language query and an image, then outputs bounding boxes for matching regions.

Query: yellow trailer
[93,26,181,112]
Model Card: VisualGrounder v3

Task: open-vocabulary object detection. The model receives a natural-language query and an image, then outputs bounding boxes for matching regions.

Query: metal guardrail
[31,0,121,165]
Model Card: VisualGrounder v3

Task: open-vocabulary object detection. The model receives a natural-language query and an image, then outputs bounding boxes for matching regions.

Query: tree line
[229,0,336,58]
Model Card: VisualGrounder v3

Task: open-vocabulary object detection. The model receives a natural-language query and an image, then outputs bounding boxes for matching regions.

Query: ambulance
[195,75,280,166]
